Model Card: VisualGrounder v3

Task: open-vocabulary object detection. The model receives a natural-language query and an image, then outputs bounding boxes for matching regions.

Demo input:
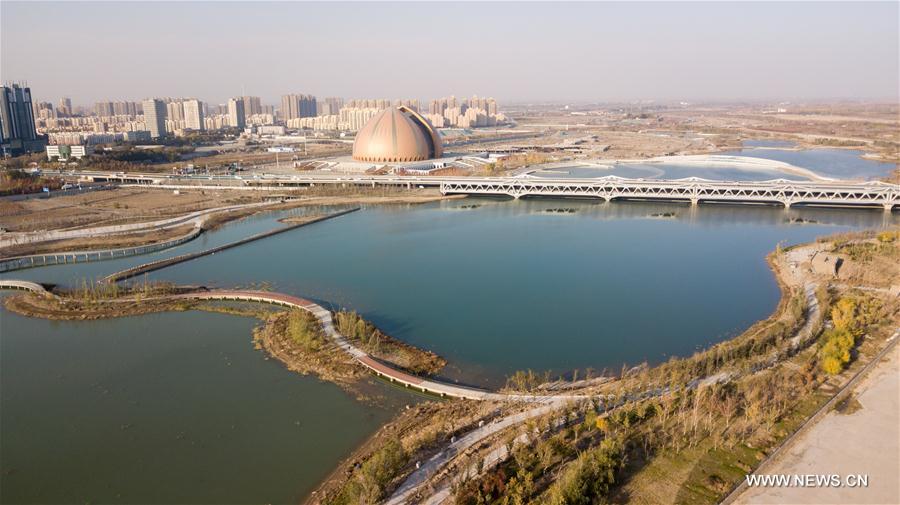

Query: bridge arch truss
[440,178,899,210]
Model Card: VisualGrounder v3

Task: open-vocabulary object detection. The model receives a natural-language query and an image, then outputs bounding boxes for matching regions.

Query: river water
[1,167,897,504]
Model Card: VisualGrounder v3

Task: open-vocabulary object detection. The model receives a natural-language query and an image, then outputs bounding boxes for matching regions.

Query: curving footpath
[0,199,295,249]
[0,224,203,273]
[385,281,827,504]
[0,280,571,403]
[0,280,47,293]
[176,290,572,402]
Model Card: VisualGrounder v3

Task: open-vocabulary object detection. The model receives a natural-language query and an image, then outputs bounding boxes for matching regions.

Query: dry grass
[0,187,267,232]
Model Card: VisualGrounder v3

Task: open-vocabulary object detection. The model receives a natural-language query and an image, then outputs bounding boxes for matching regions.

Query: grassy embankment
[252,309,446,389]
[316,231,899,505]
[445,232,899,505]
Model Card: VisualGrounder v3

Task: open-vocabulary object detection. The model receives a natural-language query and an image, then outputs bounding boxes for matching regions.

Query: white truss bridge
[439,177,899,210]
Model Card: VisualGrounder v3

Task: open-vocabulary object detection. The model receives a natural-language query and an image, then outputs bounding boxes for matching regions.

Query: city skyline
[2,2,898,105]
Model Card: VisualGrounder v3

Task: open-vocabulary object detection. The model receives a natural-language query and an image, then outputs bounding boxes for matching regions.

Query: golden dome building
[352,106,443,162]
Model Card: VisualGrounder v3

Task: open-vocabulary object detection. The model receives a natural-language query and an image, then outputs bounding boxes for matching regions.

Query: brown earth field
[0,187,269,232]
[0,186,457,257]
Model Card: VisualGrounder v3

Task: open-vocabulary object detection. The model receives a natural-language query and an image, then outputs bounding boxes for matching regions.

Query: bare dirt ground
[736,344,899,505]
[512,102,898,180]
[0,186,454,234]
[173,142,350,170]
[0,187,267,232]
[0,186,455,257]
[658,103,899,164]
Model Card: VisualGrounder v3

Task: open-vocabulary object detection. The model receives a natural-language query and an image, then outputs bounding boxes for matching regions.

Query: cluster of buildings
[424,95,505,128]
[289,98,437,132]
[1,81,506,158]
[280,94,317,120]
[48,131,150,146]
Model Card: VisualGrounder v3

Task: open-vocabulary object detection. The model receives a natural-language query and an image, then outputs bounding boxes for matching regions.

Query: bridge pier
[690,198,699,206]
[885,203,894,212]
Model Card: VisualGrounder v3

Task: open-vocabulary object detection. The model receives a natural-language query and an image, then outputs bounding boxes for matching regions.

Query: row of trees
[455,337,822,505]
[335,310,386,353]
[0,169,62,196]
[326,439,408,505]
[67,277,179,303]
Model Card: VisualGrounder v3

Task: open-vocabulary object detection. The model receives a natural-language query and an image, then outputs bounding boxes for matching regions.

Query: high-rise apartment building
[183,99,205,131]
[227,98,245,129]
[33,101,54,120]
[110,101,139,116]
[280,94,317,121]
[345,98,391,110]
[1,83,44,155]
[393,99,420,112]
[57,97,72,117]
[166,101,185,122]
[317,97,344,116]
[142,98,167,138]
[428,95,501,128]
[94,101,115,117]
[242,96,262,117]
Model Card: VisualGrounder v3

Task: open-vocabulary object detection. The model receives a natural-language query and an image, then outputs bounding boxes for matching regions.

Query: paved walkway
[386,403,562,505]
[734,336,900,505]
[0,225,203,273]
[177,290,578,402]
[385,281,827,504]
[0,280,46,293]
[0,280,588,403]
[0,199,289,248]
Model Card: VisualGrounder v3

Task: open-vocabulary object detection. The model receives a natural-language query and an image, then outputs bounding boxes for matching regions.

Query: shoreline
[1,286,449,398]
[307,238,811,504]
[0,189,459,261]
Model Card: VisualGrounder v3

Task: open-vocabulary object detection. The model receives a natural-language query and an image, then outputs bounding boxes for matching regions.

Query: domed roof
[352,106,442,162]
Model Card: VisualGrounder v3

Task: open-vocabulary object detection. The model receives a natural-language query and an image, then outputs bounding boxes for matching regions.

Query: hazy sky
[2,1,897,106]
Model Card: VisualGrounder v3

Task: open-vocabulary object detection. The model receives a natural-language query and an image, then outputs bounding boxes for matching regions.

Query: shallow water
[530,140,895,181]
[723,146,896,180]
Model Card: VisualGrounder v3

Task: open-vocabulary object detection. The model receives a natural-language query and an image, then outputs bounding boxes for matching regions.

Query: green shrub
[545,437,624,505]
[287,310,324,351]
